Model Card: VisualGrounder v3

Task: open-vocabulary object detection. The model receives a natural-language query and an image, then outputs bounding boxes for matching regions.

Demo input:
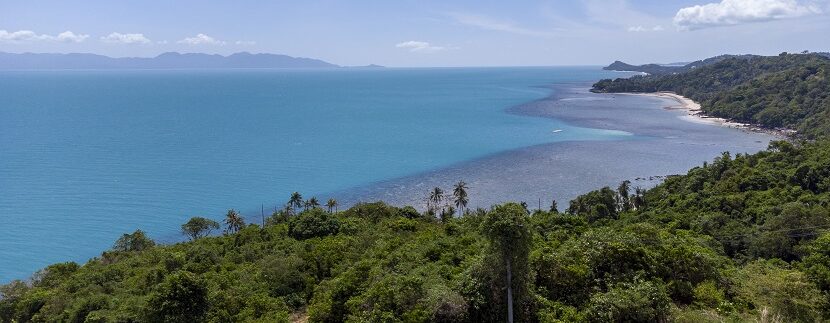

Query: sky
[1,0,829,67]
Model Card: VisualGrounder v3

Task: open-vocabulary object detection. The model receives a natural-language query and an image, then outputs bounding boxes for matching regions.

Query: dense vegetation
[594,53,830,138]
[3,139,830,322]
[603,54,758,75]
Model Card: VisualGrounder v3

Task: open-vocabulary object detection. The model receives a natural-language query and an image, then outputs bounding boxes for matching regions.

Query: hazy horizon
[1,50,827,69]
[2,0,830,67]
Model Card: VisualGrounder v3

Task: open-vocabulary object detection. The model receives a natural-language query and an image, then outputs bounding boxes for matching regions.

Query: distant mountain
[604,54,758,75]
[345,64,385,69]
[0,52,339,69]
[604,61,680,75]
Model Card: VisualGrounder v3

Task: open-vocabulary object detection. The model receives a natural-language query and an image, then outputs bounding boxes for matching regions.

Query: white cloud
[449,13,555,37]
[235,40,256,46]
[177,33,226,45]
[627,25,665,32]
[100,32,151,44]
[0,30,88,43]
[674,0,821,30]
[395,41,446,53]
[55,31,89,42]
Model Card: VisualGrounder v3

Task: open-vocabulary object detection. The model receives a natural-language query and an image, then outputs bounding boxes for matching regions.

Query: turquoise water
[0,67,636,281]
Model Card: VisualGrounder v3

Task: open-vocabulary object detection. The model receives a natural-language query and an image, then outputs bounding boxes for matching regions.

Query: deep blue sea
[0,67,774,282]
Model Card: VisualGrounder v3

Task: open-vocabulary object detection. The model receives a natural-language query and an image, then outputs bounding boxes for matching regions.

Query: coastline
[617,91,794,138]
[333,83,778,212]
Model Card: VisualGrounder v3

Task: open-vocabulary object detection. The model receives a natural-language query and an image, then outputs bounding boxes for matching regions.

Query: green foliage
[288,208,341,240]
[146,271,210,322]
[181,216,220,240]
[732,260,826,322]
[112,229,155,252]
[567,187,618,221]
[480,203,534,322]
[584,280,672,323]
[800,232,830,291]
[5,140,830,321]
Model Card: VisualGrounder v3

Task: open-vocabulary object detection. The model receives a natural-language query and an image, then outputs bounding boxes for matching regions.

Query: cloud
[0,30,88,43]
[674,0,821,30]
[177,33,225,45]
[235,40,256,46]
[100,32,151,44]
[55,31,89,42]
[449,13,555,37]
[627,25,665,32]
[395,41,446,53]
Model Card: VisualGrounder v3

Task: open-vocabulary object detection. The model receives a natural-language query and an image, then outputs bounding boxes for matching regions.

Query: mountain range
[0,52,339,69]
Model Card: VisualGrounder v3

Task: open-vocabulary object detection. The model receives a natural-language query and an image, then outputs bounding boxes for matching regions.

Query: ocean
[0,67,775,282]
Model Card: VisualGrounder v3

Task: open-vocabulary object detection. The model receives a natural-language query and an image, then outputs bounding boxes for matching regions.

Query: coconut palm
[452,181,469,215]
[306,197,320,210]
[223,209,245,234]
[288,192,303,212]
[617,180,632,212]
[326,198,338,213]
[429,187,444,213]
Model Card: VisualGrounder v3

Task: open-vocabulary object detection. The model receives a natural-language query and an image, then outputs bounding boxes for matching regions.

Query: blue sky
[1,0,829,66]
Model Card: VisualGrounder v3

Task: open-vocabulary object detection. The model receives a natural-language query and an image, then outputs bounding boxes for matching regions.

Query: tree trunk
[506,256,514,323]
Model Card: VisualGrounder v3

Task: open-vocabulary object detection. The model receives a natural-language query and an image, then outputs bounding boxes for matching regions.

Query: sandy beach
[619,92,750,128]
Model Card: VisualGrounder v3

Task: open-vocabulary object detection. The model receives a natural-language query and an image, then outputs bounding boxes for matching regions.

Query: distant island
[0,52,341,69]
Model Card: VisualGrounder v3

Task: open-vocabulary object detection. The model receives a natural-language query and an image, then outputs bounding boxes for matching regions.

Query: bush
[112,230,155,252]
[145,272,209,322]
[584,280,672,323]
[692,281,725,309]
[288,208,340,240]
[733,260,827,322]
[181,216,220,240]
[398,206,422,219]
[567,187,618,221]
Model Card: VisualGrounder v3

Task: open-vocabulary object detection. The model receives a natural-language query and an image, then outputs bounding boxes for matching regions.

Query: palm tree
[288,192,303,212]
[223,209,245,234]
[452,181,469,215]
[306,197,320,210]
[326,198,338,213]
[429,187,444,213]
[617,180,632,212]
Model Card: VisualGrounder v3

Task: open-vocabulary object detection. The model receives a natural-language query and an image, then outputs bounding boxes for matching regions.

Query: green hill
[602,54,758,75]
[594,53,830,138]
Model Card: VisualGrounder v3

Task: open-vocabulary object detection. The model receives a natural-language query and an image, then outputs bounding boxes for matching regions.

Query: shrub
[288,208,340,240]
[584,280,672,323]
[145,272,209,322]
[112,230,155,252]
[733,260,826,322]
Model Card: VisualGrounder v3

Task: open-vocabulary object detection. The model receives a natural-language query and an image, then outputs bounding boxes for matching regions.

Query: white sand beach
[621,92,749,128]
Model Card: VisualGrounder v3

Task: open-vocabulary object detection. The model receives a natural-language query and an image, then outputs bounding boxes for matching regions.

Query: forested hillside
[602,54,757,75]
[593,53,830,138]
[3,140,830,322]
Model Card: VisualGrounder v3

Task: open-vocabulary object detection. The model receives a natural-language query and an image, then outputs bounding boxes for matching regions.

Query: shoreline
[332,83,778,212]
[617,91,794,138]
